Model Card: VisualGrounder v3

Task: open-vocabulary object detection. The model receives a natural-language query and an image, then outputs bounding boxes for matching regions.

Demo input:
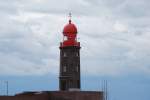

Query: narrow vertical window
[76,66,79,72]
[76,52,79,57]
[77,80,80,88]
[64,52,66,57]
[76,52,79,56]
[64,36,67,40]
[63,66,67,72]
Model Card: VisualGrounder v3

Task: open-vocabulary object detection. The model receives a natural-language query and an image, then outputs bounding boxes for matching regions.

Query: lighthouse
[59,14,81,91]
[0,14,103,100]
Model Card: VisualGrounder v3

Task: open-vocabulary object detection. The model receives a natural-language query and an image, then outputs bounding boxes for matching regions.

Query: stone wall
[0,91,103,100]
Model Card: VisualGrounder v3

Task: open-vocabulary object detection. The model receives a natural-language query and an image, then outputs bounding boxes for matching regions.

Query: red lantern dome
[60,14,80,47]
[63,20,77,36]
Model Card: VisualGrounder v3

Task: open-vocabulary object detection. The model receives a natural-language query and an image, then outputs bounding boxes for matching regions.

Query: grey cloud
[0,0,150,76]
[0,0,21,15]
[0,11,60,75]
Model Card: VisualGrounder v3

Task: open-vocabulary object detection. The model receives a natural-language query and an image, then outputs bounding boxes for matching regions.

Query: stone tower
[59,14,81,91]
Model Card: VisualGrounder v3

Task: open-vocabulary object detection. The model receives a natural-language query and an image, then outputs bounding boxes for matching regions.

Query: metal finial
[69,12,72,20]
[69,12,72,24]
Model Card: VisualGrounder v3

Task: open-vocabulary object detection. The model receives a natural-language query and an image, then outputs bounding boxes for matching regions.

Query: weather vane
[69,12,72,20]
[68,12,72,23]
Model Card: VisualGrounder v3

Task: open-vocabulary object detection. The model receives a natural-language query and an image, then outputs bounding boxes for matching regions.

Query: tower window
[76,66,79,72]
[76,52,79,56]
[64,36,67,41]
[63,52,67,57]
[77,80,80,88]
[63,66,67,72]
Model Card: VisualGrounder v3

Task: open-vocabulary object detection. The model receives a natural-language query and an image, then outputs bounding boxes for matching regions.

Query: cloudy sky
[0,0,150,100]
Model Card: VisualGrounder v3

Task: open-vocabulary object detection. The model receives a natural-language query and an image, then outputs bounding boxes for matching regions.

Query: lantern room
[60,15,80,47]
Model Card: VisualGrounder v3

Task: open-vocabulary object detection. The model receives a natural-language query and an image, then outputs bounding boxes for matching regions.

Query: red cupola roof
[60,14,80,47]
[63,20,77,36]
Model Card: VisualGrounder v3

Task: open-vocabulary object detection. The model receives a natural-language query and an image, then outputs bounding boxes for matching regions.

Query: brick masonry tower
[59,14,81,91]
